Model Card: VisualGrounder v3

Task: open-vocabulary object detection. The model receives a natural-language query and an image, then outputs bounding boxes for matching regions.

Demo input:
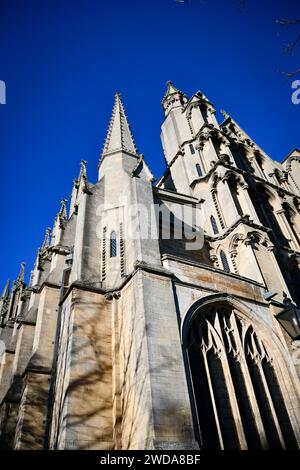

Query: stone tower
[0,84,300,450]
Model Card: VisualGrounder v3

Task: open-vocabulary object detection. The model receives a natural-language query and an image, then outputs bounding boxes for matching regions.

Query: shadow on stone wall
[0,293,193,450]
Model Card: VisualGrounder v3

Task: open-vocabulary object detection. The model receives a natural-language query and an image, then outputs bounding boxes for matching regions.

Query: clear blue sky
[0,0,299,288]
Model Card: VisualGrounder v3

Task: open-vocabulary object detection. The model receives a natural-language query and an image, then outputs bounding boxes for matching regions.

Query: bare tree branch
[282,68,300,79]
[276,18,300,27]
[276,18,300,78]
[284,34,300,55]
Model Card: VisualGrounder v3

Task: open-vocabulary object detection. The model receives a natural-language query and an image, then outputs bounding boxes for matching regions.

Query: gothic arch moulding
[181,293,300,450]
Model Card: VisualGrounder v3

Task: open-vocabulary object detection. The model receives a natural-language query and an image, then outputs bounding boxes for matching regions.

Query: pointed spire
[102,93,138,158]
[162,80,188,116]
[1,279,10,300]
[79,159,87,180]
[0,279,10,326]
[41,227,51,251]
[78,160,90,193]
[14,262,25,287]
[58,199,68,228]
[162,81,184,101]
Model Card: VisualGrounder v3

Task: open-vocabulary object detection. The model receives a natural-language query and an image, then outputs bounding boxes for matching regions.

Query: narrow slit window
[210,215,219,235]
[110,231,117,257]
[196,163,203,177]
[220,250,230,273]
[189,143,195,154]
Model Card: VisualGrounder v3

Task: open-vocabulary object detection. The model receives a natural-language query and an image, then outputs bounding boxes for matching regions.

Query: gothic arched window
[184,303,298,449]
[220,250,230,273]
[210,215,219,235]
[110,231,117,257]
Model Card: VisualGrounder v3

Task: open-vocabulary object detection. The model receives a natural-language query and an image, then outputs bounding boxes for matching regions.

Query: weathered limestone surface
[50,289,113,450]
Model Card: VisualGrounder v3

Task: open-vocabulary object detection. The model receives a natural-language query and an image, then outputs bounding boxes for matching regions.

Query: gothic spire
[78,159,87,180]
[77,159,90,193]
[1,279,10,300]
[17,262,25,283]
[0,279,10,326]
[162,80,184,101]
[41,227,51,251]
[101,93,138,158]
[13,262,25,289]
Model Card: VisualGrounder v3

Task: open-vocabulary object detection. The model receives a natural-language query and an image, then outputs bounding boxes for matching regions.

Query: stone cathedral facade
[0,82,300,450]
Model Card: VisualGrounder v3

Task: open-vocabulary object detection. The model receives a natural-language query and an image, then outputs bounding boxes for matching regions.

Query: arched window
[210,215,219,235]
[184,301,298,449]
[196,163,203,177]
[220,250,230,273]
[110,231,117,257]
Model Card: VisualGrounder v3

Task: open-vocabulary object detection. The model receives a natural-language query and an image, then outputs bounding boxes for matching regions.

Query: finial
[77,160,90,193]
[164,80,180,97]
[41,227,51,250]
[221,109,230,119]
[79,160,87,178]
[59,199,68,216]
[58,199,68,228]
[17,262,25,283]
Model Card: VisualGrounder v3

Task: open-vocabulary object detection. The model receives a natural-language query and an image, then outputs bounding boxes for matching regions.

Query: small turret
[162,81,188,117]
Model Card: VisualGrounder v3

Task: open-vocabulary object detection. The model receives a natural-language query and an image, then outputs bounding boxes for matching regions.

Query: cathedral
[0,82,300,450]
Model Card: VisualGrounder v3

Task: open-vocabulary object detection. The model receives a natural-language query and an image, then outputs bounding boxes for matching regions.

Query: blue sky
[0,0,299,287]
